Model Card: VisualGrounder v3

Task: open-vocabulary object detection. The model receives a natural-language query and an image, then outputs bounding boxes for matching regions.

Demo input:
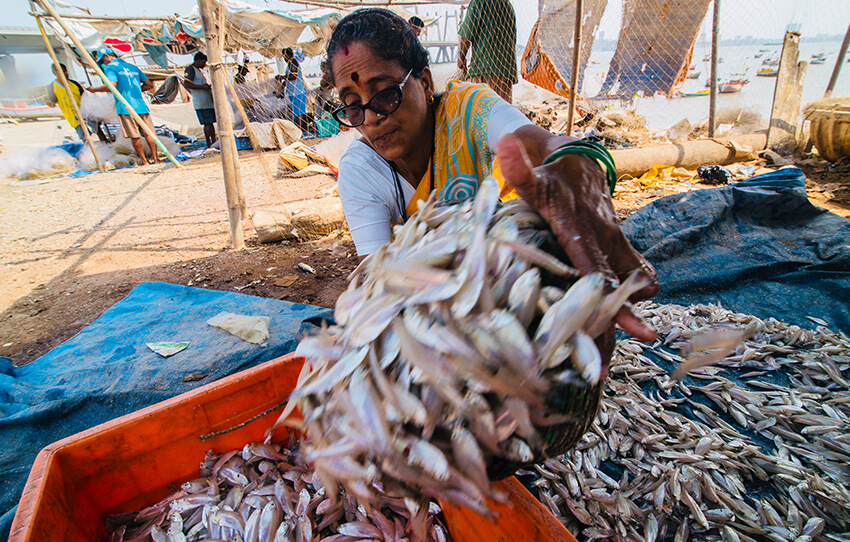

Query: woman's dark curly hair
[326,8,430,86]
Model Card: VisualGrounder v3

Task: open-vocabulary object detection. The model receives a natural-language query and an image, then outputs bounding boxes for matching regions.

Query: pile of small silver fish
[282,178,649,519]
[106,437,450,542]
[526,301,850,541]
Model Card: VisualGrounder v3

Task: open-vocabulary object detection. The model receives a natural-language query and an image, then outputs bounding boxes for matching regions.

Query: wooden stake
[198,0,244,249]
[566,0,583,133]
[31,5,105,173]
[34,0,182,169]
[708,0,720,138]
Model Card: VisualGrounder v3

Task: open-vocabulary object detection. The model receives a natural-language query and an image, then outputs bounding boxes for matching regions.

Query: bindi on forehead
[351,72,362,87]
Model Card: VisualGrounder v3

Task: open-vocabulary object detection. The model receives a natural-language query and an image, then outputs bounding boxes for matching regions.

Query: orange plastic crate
[10,353,575,542]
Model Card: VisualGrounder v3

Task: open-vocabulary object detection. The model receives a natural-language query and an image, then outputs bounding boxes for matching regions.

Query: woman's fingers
[614,305,658,342]
[495,133,538,201]
[497,133,658,341]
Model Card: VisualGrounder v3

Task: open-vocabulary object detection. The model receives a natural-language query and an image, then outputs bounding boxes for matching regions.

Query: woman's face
[331,41,434,163]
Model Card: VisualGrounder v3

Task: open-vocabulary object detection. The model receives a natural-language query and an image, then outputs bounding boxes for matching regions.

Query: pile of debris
[516,98,652,148]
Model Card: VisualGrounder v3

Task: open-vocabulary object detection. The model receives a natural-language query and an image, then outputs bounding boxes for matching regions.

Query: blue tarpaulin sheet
[622,167,850,331]
[0,282,332,538]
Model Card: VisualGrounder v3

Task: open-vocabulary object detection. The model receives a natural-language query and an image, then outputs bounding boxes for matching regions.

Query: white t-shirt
[338,98,532,255]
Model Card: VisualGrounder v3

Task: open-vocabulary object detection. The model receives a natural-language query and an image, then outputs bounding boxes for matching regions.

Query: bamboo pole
[566,0,583,133]
[33,0,182,169]
[31,5,105,173]
[225,76,261,153]
[708,0,720,138]
[198,0,244,249]
[218,1,246,215]
[824,21,850,98]
[28,11,173,21]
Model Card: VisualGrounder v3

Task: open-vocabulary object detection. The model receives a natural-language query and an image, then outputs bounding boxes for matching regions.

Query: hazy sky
[9,0,850,39]
[5,0,849,89]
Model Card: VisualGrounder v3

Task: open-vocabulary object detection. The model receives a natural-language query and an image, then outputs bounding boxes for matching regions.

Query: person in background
[457,0,518,103]
[183,52,217,148]
[280,47,311,133]
[313,60,337,117]
[46,63,105,142]
[88,48,160,164]
[408,16,425,38]
[234,64,249,85]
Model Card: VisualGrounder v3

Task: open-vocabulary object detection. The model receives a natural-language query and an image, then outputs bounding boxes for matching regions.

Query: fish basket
[10,353,576,542]
[803,96,850,163]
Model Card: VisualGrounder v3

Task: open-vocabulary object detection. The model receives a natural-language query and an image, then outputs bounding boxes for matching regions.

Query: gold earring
[427,95,434,104]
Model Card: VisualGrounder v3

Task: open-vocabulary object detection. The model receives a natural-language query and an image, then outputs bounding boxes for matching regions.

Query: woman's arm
[498,124,659,342]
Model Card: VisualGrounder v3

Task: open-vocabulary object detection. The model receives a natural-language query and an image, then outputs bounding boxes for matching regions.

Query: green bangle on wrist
[541,140,618,195]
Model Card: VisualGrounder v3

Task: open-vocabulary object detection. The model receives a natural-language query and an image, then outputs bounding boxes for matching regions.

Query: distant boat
[0,99,61,119]
[719,80,743,93]
[812,53,826,60]
[757,67,778,77]
[687,70,701,79]
[762,58,779,66]
[754,53,763,58]
[811,58,826,65]
[759,48,770,52]
[730,72,750,85]
[675,88,710,98]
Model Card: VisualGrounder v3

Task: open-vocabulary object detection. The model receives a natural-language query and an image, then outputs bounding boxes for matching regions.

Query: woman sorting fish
[329,9,658,352]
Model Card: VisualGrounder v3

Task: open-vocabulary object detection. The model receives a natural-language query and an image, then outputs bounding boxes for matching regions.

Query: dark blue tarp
[622,166,850,332]
[0,282,332,538]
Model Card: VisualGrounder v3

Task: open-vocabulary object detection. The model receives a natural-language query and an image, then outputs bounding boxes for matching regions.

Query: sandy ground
[0,124,357,364]
[0,118,848,366]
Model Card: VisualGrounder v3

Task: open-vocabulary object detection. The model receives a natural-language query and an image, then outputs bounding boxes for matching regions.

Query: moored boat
[674,88,710,98]
[718,80,743,93]
[0,99,61,120]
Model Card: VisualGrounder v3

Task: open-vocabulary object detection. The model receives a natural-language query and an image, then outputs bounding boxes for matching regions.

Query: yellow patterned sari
[405,80,518,217]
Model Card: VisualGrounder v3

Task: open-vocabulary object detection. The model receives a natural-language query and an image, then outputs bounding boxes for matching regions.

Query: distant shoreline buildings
[591,32,845,52]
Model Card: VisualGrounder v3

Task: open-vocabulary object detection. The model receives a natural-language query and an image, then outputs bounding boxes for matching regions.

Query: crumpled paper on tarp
[637,164,697,188]
[206,312,270,345]
[146,342,190,357]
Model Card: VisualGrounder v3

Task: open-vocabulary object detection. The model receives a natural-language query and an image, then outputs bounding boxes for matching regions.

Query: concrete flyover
[0,26,78,86]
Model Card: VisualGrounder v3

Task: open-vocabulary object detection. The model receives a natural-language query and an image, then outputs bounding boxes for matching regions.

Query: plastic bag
[113,134,180,158]
[0,147,77,180]
[80,92,119,123]
[76,142,137,171]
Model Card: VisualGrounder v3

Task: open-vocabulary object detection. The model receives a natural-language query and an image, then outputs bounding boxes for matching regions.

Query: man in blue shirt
[88,48,161,165]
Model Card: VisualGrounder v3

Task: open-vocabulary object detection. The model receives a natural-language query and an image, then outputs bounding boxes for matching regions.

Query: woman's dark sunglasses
[332,70,412,128]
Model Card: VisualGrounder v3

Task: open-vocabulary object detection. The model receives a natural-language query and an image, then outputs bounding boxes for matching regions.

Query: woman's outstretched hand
[497,132,659,344]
